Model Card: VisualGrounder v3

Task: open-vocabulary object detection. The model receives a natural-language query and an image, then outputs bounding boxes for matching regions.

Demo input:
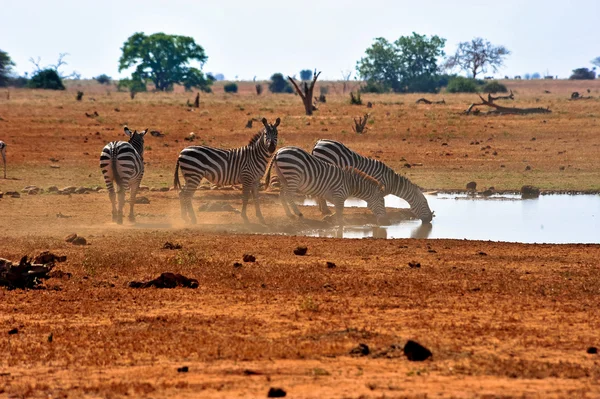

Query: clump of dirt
[162,242,182,250]
[267,387,287,397]
[129,272,199,289]
[349,343,370,357]
[0,256,55,289]
[326,261,336,268]
[243,254,256,262]
[408,261,421,268]
[293,246,308,256]
[65,233,87,245]
[403,340,432,361]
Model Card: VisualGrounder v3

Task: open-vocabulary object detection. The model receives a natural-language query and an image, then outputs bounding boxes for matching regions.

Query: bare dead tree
[352,113,370,134]
[341,70,352,94]
[465,94,551,115]
[488,89,514,101]
[416,98,446,105]
[288,70,321,116]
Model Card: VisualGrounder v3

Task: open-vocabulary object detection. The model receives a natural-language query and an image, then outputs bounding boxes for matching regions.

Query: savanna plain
[1,80,599,398]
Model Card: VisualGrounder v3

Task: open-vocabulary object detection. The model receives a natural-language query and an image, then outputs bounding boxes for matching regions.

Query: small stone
[8,328,18,335]
[466,181,477,191]
[326,261,336,269]
[293,246,308,256]
[162,242,182,250]
[47,186,59,193]
[350,343,370,356]
[408,261,421,268]
[135,196,150,204]
[72,236,87,246]
[267,387,287,398]
[243,254,256,262]
[64,233,78,243]
[177,366,189,373]
[587,347,598,354]
[233,262,242,268]
[403,340,432,361]
[48,333,53,343]
[525,165,532,171]
[478,251,487,256]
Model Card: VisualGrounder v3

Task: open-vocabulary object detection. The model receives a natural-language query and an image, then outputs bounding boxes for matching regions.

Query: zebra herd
[98,118,433,226]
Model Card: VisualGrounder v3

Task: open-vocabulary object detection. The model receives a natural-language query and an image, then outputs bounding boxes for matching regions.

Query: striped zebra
[99,127,148,224]
[264,146,388,226]
[0,141,6,179]
[312,139,433,223]
[174,117,280,224]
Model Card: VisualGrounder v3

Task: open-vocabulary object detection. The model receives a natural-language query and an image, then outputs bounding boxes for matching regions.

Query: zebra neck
[129,138,144,158]
[249,134,269,157]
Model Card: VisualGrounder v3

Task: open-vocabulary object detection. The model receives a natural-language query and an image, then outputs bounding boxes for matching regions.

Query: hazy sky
[2,0,599,81]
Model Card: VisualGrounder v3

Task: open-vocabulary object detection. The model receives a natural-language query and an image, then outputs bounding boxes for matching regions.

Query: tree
[95,74,112,85]
[356,33,446,93]
[569,68,596,80]
[299,69,313,81]
[27,69,65,90]
[269,73,293,93]
[118,32,212,92]
[0,49,15,87]
[531,72,541,79]
[445,38,510,79]
[592,57,600,69]
[288,70,321,115]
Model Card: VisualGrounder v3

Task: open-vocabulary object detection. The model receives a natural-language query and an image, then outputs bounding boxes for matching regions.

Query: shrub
[255,84,263,95]
[94,74,111,85]
[300,69,313,81]
[350,91,362,105]
[482,80,508,93]
[27,69,65,90]
[569,68,596,80]
[446,77,478,93]
[223,82,238,93]
[269,73,293,93]
[7,76,28,88]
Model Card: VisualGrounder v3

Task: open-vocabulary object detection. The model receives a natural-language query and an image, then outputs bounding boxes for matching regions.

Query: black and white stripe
[312,139,433,223]
[0,141,6,179]
[174,117,280,224]
[99,127,147,224]
[265,146,388,225]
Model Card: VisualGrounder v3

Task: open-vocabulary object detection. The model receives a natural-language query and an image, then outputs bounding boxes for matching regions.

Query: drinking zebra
[265,146,388,226]
[174,117,280,224]
[99,127,148,224]
[311,139,433,223]
[0,141,6,179]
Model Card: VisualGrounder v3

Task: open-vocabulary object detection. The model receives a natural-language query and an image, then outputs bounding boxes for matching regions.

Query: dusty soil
[1,81,599,398]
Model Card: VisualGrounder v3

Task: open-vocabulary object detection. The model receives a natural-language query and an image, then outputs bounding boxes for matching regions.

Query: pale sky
[2,0,599,81]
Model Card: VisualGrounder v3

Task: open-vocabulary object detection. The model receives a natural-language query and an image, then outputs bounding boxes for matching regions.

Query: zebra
[99,127,148,224]
[311,139,433,223]
[0,141,6,179]
[174,117,280,224]
[264,146,388,226]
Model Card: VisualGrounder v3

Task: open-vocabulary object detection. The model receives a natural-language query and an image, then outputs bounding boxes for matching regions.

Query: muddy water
[303,194,600,244]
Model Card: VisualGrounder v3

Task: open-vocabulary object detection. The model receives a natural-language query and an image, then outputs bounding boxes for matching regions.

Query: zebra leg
[240,185,251,223]
[182,177,201,224]
[251,182,266,224]
[317,197,332,215]
[128,180,140,223]
[331,199,345,226]
[279,190,295,218]
[116,186,126,225]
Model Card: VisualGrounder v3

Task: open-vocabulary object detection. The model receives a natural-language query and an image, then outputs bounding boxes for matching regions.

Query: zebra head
[261,117,280,154]
[124,127,148,156]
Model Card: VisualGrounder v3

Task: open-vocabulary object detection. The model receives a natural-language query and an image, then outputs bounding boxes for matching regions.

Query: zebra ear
[124,127,133,137]
[274,117,280,127]
[139,128,149,136]
[261,118,269,128]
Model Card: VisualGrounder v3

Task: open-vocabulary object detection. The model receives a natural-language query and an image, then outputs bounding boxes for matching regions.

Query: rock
[33,252,66,264]
[1,256,55,289]
[521,185,540,199]
[478,251,487,256]
[184,132,196,141]
[349,343,370,356]
[64,233,78,243]
[587,347,598,354]
[139,185,150,191]
[0,192,3,198]
[408,261,421,269]
[47,186,59,193]
[8,328,18,335]
[326,261,336,269]
[74,187,89,194]
[525,165,532,171]
[233,262,242,268]
[150,187,161,192]
[159,187,170,192]
[177,366,189,372]
[72,236,87,246]
[481,189,494,197]
[293,246,308,256]
[466,181,477,191]
[243,254,256,262]
[8,192,20,198]
[135,196,150,204]
[267,387,287,398]
[162,242,182,250]
[403,340,432,361]
[129,272,199,289]
[61,186,77,194]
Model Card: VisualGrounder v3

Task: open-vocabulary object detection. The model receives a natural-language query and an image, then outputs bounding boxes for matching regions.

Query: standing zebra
[174,117,280,224]
[0,141,6,179]
[265,146,388,226]
[99,127,148,224]
[312,139,433,223]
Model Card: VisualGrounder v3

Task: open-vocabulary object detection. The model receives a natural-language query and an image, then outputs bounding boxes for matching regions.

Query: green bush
[361,80,388,93]
[94,74,111,85]
[446,77,478,93]
[27,69,65,90]
[269,73,293,93]
[223,82,238,93]
[482,80,508,93]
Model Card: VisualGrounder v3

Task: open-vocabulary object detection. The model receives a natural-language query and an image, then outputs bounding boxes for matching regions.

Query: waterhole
[302,193,600,244]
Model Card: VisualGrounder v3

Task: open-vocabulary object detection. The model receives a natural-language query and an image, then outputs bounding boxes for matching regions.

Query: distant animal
[99,127,148,224]
[514,75,522,80]
[484,76,494,80]
[311,139,433,223]
[174,117,280,224]
[150,130,164,137]
[265,146,388,226]
[0,141,6,179]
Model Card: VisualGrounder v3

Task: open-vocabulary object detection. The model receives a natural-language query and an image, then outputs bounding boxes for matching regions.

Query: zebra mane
[343,166,385,191]
[247,129,265,146]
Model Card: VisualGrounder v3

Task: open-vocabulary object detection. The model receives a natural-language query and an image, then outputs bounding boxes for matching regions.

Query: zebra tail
[111,147,122,187]
[173,159,181,191]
